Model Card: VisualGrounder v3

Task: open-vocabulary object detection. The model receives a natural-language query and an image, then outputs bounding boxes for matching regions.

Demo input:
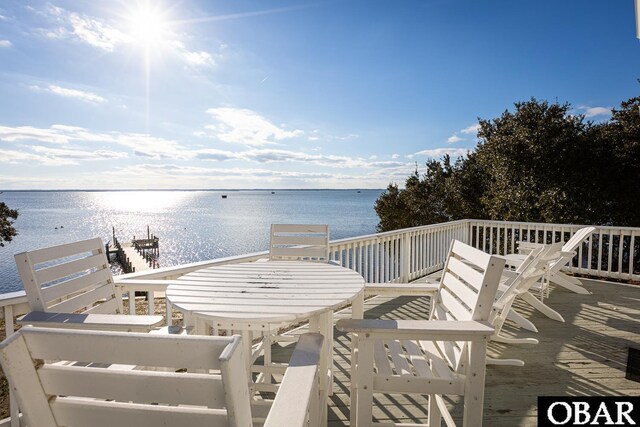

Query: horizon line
[0,188,385,192]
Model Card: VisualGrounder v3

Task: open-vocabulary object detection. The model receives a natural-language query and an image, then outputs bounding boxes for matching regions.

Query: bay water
[0,190,382,293]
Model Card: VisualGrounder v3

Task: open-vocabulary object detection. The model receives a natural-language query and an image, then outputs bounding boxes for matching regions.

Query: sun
[128,1,168,48]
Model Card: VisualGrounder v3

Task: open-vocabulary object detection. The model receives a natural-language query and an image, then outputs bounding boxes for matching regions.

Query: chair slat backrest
[14,237,122,315]
[563,226,596,252]
[429,240,505,371]
[269,224,330,262]
[0,328,252,427]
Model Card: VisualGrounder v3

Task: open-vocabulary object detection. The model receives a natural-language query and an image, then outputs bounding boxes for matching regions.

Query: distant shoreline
[0,188,385,192]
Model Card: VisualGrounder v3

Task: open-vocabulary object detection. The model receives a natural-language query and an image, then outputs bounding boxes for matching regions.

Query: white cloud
[35,5,216,67]
[0,124,187,159]
[460,124,480,134]
[0,40,11,48]
[203,108,304,147]
[0,125,77,144]
[415,148,469,158]
[0,148,71,166]
[583,106,612,118]
[169,40,214,66]
[51,10,129,52]
[391,153,400,159]
[29,145,127,164]
[31,84,106,103]
[447,134,465,144]
[194,147,410,169]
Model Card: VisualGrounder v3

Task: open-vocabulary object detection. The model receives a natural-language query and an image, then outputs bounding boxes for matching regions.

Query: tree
[475,98,588,223]
[583,96,640,226]
[375,95,640,231]
[0,202,18,247]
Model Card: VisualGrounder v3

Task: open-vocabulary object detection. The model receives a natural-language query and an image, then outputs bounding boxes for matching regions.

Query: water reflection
[86,191,196,213]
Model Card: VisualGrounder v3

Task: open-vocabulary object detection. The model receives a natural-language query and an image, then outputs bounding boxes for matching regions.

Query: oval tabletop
[166,261,366,324]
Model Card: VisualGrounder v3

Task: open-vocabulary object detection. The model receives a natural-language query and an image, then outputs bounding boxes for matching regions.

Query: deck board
[272,277,640,426]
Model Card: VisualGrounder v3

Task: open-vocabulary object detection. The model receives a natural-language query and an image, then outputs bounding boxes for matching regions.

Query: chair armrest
[364,282,439,297]
[516,241,543,254]
[18,311,164,332]
[336,319,494,341]
[263,333,324,427]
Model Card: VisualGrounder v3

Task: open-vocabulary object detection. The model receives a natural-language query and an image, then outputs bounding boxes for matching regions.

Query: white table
[166,260,365,420]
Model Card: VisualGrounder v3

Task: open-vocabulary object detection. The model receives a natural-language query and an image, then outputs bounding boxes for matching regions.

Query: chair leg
[506,308,538,332]
[463,338,489,427]
[428,394,442,427]
[486,356,525,367]
[550,272,590,294]
[492,334,539,345]
[354,339,374,427]
[521,292,565,322]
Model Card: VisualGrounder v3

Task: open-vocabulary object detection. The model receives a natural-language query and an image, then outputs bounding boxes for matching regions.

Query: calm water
[0,190,383,293]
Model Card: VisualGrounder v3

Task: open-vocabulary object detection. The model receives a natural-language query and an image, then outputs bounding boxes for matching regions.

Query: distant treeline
[376,95,640,231]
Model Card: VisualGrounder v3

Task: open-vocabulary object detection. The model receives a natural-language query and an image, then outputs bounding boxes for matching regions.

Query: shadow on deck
[275,278,640,426]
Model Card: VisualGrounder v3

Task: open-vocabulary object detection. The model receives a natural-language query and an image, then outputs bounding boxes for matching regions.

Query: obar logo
[539,397,639,426]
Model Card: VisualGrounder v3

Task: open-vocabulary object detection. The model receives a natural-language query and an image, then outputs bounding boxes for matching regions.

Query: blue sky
[0,0,637,190]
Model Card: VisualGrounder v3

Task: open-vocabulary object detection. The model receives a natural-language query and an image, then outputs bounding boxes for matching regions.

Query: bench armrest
[264,333,324,427]
[18,311,164,332]
[336,319,494,341]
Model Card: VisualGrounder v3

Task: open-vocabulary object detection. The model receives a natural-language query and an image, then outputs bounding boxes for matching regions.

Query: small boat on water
[271,191,275,194]
[221,195,227,199]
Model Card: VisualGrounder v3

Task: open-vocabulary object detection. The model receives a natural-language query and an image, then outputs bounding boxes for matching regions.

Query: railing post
[400,231,411,282]
[4,305,19,427]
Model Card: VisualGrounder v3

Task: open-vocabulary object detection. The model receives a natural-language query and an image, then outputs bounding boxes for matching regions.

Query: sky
[0,0,638,190]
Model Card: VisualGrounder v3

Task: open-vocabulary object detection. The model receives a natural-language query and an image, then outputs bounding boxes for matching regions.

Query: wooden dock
[106,228,160,273]
[119,242,153,273]
[269,277,640,426]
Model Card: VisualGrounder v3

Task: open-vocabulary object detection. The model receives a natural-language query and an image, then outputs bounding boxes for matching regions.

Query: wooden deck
[272,277,640,426]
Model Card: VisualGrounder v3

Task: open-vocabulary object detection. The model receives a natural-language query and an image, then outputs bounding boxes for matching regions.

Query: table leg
[352,291,364,319]
[350,291,364,427]
[309,314,329,426]
[263,332,272,384]
[240,330,253,379]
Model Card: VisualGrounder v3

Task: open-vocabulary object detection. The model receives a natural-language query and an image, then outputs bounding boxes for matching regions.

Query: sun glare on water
[89,191,194,214]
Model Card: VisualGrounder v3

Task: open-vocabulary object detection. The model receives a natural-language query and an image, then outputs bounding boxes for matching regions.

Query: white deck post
[400,231,411,282]
[4,305,19,427]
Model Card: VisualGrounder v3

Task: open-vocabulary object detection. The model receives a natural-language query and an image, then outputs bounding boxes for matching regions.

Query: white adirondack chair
[14,237,167,332]
[495,227,596,329]
[337,240,505,427]
[502,226,596,295]
[488,241,563,366]
[0,327,324,427]
[269,224,332,262]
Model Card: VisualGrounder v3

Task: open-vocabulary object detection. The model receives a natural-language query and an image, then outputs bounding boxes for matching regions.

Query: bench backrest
[430,240,505,371]
[269,224,330,262]
[0,327,252,427]
[14,237,123,315]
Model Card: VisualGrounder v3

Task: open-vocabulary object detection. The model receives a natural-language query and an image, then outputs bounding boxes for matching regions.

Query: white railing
[0,218,639,425]
[468,220,640,281]
[328,219,469,283]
